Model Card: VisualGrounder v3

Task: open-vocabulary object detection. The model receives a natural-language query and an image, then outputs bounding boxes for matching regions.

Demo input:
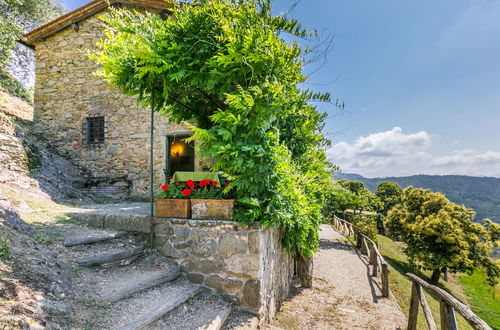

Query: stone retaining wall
[153,218,294,321]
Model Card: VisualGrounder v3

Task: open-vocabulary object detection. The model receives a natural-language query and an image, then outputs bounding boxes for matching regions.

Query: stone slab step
[97,265,181,303]
[76,245,144,266]
[118,284,202,330]
[144,291,233,330]
[63,231,127,247]
[199,304,232,330]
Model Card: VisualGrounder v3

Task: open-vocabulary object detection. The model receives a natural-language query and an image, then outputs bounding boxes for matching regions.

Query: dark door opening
[166,135,195,176]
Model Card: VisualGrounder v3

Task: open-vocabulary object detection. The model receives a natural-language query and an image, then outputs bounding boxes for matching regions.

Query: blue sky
[62,0,500,177]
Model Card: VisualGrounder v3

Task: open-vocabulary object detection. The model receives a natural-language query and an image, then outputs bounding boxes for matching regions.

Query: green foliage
[321,184,366,221]
[0,68,32,103]
[387,187,500,285]
[0,236,12,259]
[375,181,402,216]
[348,214,378,241]
[337,179,382,212]
[0,0,63,69]
[94,0,334,256]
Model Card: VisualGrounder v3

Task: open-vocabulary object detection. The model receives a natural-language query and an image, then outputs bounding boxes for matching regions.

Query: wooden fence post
[416,282,437,330]
[408,282,420,330]
[381,263,389,298]
[440,300,458,330]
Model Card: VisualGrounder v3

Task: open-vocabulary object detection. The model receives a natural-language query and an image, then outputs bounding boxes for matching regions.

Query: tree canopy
[337,179,382,212]
[0,0,64,68]
[375,181,402,216]
[93,0,334,257]
[387,187,499,285]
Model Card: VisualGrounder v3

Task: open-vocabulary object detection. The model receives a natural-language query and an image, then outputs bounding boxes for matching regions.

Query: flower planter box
[191,199,235,220]
[156,199,191,218]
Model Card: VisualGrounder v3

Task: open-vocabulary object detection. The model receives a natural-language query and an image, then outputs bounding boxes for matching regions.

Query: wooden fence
[331,215,390,298]
[407,273,492,330]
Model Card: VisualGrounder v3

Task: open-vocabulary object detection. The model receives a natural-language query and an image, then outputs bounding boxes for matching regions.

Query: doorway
[165,135,195,177]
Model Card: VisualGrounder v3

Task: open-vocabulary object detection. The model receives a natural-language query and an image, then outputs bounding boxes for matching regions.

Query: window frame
[84,115,106,146]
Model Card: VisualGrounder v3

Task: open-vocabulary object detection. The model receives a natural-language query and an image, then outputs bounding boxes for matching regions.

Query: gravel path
[267,225,406,330]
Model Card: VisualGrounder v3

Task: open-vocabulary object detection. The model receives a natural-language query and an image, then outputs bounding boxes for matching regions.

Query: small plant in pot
[190,179,235,220]
[156,181,193,218]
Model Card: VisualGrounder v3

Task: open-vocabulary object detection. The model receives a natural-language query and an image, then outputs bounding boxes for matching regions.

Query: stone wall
[7,42,35,90]
[32,6,208,198]
[153,218,294,321]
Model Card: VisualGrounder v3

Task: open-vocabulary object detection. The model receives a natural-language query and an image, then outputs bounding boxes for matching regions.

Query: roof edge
[22,0,173,47]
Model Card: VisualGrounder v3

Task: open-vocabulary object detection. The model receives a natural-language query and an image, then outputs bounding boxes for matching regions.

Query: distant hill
[335,173,500,223]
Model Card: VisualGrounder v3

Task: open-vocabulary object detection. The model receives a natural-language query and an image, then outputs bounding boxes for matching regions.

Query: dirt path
[267,225,406,330]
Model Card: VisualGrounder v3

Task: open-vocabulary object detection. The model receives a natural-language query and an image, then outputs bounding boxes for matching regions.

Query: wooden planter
[155,199,191,218]
[191,199,235,220]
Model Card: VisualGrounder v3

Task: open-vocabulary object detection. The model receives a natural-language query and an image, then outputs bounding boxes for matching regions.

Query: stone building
[23,0,206,198]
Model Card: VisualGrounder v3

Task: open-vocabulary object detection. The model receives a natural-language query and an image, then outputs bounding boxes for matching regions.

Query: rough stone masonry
[28,3,212,198]
[152,218,294,321]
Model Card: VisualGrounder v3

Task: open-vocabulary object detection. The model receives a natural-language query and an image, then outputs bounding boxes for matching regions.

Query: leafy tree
[322,184,366,221]
[0,0,64,68]
[387,187,500,285]
[375,181,402,215]
[92,0,334,257]
[338,179,382,212]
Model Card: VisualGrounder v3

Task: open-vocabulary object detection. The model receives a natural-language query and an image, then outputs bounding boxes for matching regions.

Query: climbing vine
[92,0,334,257]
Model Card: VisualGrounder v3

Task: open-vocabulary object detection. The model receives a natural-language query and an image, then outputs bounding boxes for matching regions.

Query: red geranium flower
[211,181,217,187]
[186,180,195,189]
[155,264,161,267]
[182,188,192,196]
[161,184,169,191]
[223,183,228,188]
[175,181,179,184]
[168,176,173,180]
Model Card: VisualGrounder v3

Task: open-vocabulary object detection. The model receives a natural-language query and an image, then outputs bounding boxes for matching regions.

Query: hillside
[336,173,500,223]
[0,87,95,328]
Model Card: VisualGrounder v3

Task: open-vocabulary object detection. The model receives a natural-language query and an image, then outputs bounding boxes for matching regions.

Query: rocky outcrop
[6,42,35,91]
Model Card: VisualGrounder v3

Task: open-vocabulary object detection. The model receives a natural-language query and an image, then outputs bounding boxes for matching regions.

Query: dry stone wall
[32,6,208,198]
[153,218,294,321]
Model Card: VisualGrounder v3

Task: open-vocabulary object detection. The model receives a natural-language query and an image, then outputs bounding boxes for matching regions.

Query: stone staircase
[63,230,234,330]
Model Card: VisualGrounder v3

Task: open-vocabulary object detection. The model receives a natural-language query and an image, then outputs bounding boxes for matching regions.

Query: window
[85,116,105,145]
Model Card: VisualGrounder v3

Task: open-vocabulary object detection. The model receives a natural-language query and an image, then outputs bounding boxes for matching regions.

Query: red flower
[211,181,217,187]
[223,183,228,188]
[199,181,205,188]
[161,184,169,191]
[186,180,195,189]
[175,181,179,184]
[168,176,173,180]
[182,188,192,196]
[155,264,161,267]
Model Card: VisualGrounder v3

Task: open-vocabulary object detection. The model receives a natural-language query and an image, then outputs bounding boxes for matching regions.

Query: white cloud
[328,127,500,177]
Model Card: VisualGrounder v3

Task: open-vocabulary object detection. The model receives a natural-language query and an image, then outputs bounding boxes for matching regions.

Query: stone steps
[64,230,234,329]
[144,291,232,330]
[76,245,146,266]
[63,231,127,247]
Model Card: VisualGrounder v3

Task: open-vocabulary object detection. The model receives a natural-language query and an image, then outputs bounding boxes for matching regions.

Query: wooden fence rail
[331,215,390,298]
[406,273,492,330]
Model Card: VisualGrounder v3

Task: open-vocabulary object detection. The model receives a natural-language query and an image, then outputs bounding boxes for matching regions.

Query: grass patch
[459,270,500,329]
[0,236,12,259]
[32,223,64,244]
[378,235,478,330]
[0,69,32,104]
